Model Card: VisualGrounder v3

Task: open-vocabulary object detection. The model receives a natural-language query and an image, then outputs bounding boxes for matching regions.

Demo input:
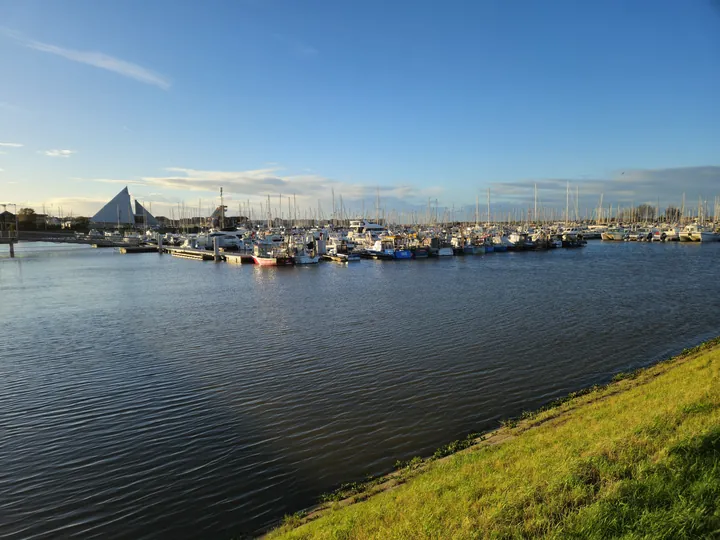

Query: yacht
[679,223,720,242]
[653,226,680,242]
[347,219,386,244]
[601,227,628,241]
[348,219,385,234]
[123,232,142,246]
[627,228,654,242]
[196,231,245,250]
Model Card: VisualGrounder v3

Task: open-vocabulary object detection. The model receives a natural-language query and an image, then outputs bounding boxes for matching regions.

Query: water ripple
[1,242,720,538]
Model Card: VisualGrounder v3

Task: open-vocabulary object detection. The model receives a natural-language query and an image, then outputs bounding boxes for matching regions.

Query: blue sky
[1,0,719,218]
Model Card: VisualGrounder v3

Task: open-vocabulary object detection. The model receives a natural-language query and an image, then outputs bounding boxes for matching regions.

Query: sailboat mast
[565,182,569,225]
[375,188,380,225]
[486,188,491,227]
[475,194,479,228]
[220,187,224,229]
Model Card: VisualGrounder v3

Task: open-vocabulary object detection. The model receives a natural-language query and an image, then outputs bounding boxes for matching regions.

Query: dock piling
[213,237,221,262]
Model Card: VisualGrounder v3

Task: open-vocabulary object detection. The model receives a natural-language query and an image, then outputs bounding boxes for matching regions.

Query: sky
[0,0,719,219]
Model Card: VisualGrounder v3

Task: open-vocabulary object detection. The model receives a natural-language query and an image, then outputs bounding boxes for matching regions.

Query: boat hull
[252,256,294,266]
[361,250,394,260]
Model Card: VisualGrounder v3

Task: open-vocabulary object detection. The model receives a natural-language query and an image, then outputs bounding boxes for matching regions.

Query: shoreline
[264,335,720,537]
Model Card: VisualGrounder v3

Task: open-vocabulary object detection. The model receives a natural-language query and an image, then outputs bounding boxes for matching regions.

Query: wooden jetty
[119,246,159,254]
[224,253,255,264]
[164,246,221,261]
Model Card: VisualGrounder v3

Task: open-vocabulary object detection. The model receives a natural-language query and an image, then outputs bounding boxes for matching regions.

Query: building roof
[90,187,136,225]
[134,200,158,226]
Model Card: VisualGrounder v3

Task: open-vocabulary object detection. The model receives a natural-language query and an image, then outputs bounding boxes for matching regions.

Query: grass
[267,338,720,539]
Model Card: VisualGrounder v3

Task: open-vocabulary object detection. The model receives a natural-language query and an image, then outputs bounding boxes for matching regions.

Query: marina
[2,240,720,538]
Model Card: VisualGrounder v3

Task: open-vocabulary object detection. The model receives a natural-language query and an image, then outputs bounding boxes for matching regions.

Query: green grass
[267,339,720,539]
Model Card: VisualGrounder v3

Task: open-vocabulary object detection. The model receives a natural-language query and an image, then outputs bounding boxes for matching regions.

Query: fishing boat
[492,235,512,251]
[679,223,720,242]
[294,250,319,264]
[324,252,361,263]
[252,242,294,266]
[362,239,396,260]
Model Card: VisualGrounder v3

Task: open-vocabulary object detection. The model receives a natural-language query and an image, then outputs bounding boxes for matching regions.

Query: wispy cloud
[3,29,171,90]
[44,149,76,158]
[76,165,442,215]
[138,166,441,211]
[0,142,23,147]
[487,166,720,211]
[272,33,318,57]
[0,168,5,172]
[0,102,22,112]
[76,177,145,185]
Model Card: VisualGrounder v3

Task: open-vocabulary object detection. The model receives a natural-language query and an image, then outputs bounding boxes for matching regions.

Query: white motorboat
[601,227,628,241]
[679,223,719,242]
[196,231,245,250]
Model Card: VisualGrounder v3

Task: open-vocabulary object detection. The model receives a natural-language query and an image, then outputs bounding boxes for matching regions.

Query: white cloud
[4,30,171,90]
[0,142,23,147]
[0,168,4,172]
[44,149,76,158]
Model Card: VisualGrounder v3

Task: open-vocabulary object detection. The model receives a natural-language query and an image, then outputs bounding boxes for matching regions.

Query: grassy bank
[268,339,720,538]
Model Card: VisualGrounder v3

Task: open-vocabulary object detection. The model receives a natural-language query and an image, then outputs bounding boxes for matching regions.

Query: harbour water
[2,241,720,538]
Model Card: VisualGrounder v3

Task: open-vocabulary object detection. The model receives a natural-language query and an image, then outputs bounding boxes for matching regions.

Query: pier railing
[0,228,19,244]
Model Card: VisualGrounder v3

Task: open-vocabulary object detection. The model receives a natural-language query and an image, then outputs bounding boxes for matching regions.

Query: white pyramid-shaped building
[90,187,137,226]
[134,200,158,227]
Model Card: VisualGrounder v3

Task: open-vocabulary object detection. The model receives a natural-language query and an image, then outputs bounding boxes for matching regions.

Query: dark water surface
[2,241,719,538]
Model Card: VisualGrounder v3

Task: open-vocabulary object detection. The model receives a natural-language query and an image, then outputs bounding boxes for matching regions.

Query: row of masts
[163,193,720,232]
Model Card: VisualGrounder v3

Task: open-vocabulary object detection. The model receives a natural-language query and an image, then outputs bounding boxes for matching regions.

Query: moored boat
[601,227,628,241]
[679,223,719,242]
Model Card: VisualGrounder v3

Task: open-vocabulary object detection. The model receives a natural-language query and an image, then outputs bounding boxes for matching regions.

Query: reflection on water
[1,241,720,538]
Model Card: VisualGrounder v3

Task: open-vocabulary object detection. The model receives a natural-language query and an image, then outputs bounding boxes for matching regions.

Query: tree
[72,217,90,231]
[665,206,682,222]
[636,204,656,222]
[17,208,38,230]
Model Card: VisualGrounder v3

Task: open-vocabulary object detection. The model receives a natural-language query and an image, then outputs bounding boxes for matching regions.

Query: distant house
[0,210,17,242]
